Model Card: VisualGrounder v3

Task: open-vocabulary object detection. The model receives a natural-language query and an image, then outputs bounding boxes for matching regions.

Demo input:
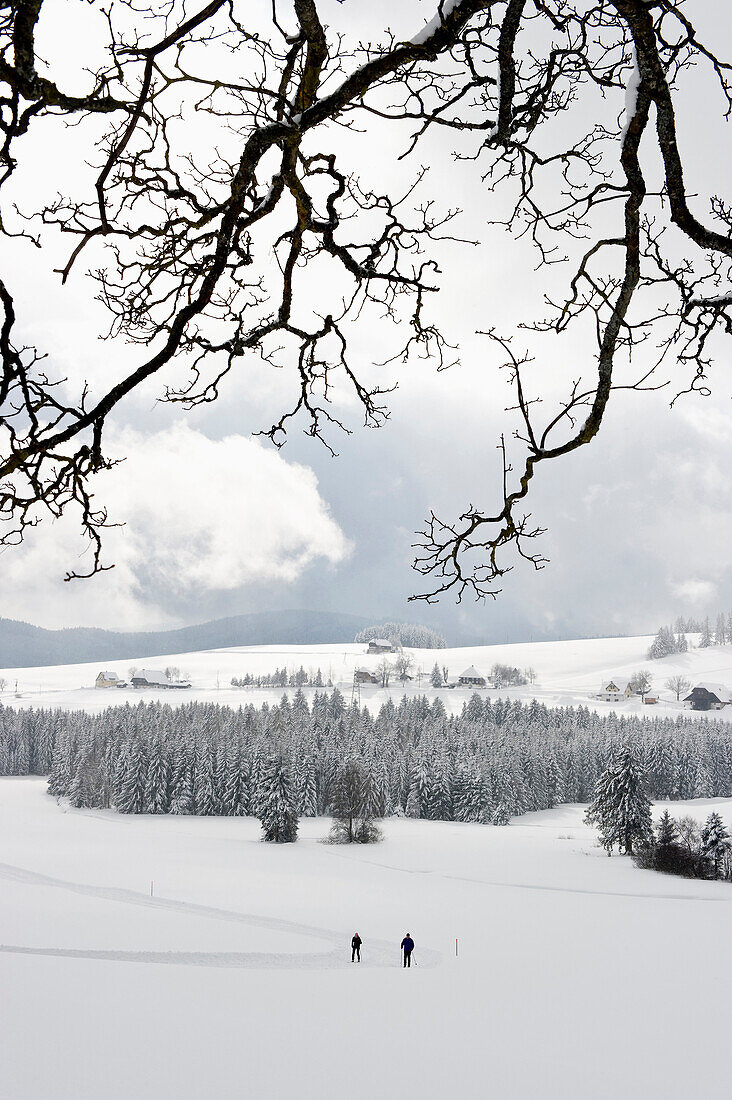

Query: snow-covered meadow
[5,632,732,717]
[1,778,730,1099]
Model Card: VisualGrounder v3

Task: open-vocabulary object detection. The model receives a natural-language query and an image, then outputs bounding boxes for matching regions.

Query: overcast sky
[1,0,731,643]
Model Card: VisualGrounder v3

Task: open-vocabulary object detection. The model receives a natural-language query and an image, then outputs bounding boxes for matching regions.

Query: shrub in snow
[633,809,732,881]
[633,843,699,878]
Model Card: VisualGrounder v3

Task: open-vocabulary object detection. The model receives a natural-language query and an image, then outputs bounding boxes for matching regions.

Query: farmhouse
[367,639,395,655]
[95,671,124,689]
[131,669,191,690]
[458,666,486,688]
[683,683,732,711]
[354,668,379,685]
[597,679,634,702]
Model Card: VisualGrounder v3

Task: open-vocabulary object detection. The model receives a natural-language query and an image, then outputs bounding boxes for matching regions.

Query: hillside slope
[0,610,371,669]
[4,631,732,721]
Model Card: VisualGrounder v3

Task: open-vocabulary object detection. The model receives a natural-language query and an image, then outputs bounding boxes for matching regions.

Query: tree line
[648,612,732,659]
[585,746,732,882]
[231,667,330,689]
[2,693,731,834]
[354,623,447,649]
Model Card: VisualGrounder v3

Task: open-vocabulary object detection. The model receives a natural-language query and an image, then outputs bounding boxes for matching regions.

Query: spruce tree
[115,738,148,815]
[430,663,444,688]
[648,627,675,660]
[585,746,653,854]
[701,812,730,879]
[329,759,381,843]
[492,803,511,826]
[715,613,727,647]
[656,809,678,846]
[258,755,298,842]
[405,774,421,818]
[295,755,318,817]
[145,736,170,814]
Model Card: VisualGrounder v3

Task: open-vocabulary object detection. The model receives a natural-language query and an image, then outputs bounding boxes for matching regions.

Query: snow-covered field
[4,633,732,718]
[1,778,730,1099]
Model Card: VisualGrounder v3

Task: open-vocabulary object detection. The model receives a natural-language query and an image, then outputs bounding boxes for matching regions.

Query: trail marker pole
[456,938,459,957]
[150,880,154,897]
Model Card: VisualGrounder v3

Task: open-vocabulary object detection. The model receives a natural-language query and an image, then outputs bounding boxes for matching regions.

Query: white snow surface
[1,778,730,1098]
[5,632,732,719]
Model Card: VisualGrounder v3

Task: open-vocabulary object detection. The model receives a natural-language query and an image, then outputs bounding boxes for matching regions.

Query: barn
[458,666,486,688]
[683,683,731,711]
[354,668,379,685]
[131,669,191,689]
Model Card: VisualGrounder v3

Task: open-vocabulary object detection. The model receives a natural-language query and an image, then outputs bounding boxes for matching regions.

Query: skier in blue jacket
[401,932,415,967]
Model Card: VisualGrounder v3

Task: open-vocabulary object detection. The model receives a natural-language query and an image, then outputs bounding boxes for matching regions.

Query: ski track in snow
[0,860,441,970]
[323,851,730,904]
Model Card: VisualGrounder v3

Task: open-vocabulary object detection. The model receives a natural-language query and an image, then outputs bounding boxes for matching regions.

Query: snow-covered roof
[368,638,393,647]
[137,669,168,686]
[98,670,119,681]
[690,682,732,702]
[459,666,485,680]
[601,679,631,693]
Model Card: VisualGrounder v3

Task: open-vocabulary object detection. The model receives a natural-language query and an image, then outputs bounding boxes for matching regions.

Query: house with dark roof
[354,668,379,685]
[684,683,731,711]
[131,669,191,689]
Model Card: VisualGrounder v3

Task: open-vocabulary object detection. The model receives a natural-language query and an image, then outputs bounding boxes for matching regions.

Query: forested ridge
[1,693,730,822]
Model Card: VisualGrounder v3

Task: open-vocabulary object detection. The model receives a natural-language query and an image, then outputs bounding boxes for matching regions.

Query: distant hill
[0,610,372,670]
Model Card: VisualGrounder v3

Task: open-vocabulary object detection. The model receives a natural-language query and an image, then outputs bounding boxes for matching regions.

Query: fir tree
[258,755,298,842]
[656,809,678,846]
[715,613,727,647]
[585,746,653,854]
[701,812,730,879]
[405,774,421,819]
[145,736,170,814]
[329,759,381,843]
[492,803,511,826]
[648,626,675,660]
[295,755,318,817]
[115,738,148,815]
[430,663,444,688]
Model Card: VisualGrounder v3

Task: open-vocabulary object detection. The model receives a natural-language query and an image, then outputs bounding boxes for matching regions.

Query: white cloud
[669,579,718,606]
[0,425,350,629]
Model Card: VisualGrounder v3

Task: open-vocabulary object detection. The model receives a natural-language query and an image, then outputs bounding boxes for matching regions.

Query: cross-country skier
[401,932,415,967]
[351,932,362,962]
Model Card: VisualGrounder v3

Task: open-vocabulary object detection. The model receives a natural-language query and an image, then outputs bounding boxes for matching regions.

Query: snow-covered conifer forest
[1,693,729,817]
